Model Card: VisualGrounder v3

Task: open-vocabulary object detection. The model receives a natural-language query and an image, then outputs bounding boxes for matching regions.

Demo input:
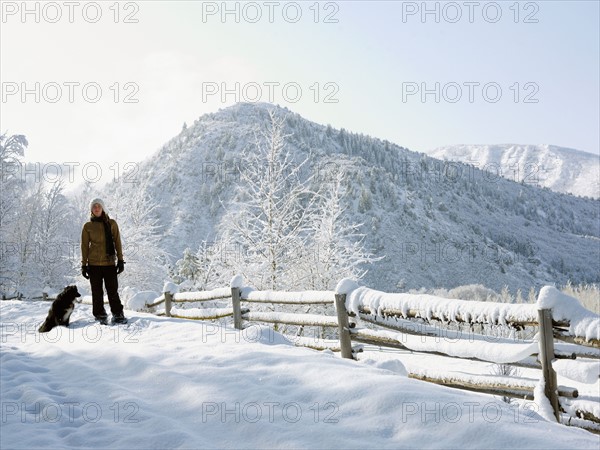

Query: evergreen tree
[174,247,200,288]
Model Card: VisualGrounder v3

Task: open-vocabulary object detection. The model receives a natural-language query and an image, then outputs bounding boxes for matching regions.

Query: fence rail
[241,311,340,328]
[408,372,579,401]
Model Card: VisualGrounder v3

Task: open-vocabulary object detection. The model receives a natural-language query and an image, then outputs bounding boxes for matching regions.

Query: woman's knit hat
[89,198,108,214]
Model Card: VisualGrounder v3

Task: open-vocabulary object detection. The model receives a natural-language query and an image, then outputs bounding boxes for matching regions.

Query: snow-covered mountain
[426,144,600,199]
[108,103,600,294]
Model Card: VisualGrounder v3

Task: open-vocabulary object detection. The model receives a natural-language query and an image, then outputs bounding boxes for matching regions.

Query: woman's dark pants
[88,265,124,319]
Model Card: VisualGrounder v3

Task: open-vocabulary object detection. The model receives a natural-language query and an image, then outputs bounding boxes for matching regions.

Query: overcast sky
[1,0,599,186]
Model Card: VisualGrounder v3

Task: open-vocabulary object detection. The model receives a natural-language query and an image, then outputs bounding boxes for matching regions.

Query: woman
[81,198,127,325]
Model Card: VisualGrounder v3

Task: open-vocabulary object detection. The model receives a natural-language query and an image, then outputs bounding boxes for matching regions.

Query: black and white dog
[38,285,82,333]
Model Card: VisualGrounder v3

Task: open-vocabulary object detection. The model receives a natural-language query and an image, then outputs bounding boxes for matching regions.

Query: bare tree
[38,180,72,288]
[218,109,316,290]
[301,170,380,290]
[0,134,27,229]
[195,238,235,291]
[104,177,170,292]
[0,134,28,296]
[492,363,521,404]
[11,180,45,295]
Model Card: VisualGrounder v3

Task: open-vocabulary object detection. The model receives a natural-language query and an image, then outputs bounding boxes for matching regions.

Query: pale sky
[1,0,599,188]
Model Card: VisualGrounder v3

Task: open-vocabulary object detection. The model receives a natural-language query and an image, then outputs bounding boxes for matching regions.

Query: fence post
[335,293,353,359]
[164,291,173,317]
[231,286,242,330]
[538,308,559,421]
[42,292,48,301]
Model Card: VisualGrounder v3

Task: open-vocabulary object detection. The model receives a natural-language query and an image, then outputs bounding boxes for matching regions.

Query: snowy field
[1,300,599,449]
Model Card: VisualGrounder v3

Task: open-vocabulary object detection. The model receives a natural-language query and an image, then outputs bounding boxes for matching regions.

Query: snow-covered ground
[1,300,599,449]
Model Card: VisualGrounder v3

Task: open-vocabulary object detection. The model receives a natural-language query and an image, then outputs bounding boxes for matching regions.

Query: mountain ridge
[107,103,600,294]
[426,143,600,199]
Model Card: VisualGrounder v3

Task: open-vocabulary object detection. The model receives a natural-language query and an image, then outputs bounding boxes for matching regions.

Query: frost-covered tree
[0,134,28,296]
[515,288,524,304]
[218,109,316,290]
[499,285,512,303]
[10,180,44,295]
[358,187,372,212]
[10,177,81,296]
[300,171,379,290]
[104,178,170,292]
[527,287,537,304]
[37,180,73,289]
[4,174,75,296]
[174,247,200,288]
[0,134,27,229]
[194,238,236,290]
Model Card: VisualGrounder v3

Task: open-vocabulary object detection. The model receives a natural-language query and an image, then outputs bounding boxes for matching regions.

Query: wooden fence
[342,297,597,429]
[39,281,600,433]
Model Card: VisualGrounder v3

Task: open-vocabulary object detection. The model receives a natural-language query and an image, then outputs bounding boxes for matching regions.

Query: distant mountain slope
[427,144,600,199]
[108,103,600,294]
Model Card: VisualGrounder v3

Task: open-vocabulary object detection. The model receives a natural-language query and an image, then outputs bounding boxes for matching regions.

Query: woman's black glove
[116,260,125,274]
[82,265,89,279]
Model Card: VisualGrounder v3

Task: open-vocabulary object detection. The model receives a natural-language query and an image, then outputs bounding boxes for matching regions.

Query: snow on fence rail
[345,285,567,329]
[236,288,337,327]
[240,288,335,304]
[146,286,235,320]
[37,279,599,432]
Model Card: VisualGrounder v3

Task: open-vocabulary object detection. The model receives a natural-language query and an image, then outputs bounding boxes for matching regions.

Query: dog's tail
[38,317,55,333]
